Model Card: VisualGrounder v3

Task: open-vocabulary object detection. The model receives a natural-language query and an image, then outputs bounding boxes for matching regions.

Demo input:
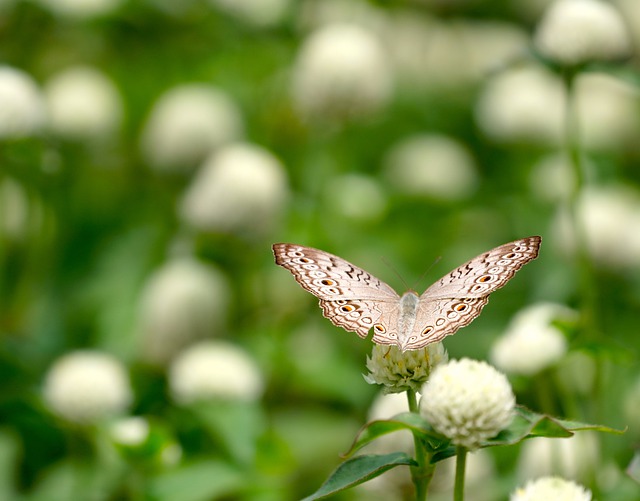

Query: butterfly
[272,237,541,351]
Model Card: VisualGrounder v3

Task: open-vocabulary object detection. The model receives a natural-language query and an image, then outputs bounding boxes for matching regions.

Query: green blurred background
[1,0,640,499]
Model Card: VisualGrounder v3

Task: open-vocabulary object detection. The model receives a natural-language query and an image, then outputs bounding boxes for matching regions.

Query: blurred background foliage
[1,0,640,499]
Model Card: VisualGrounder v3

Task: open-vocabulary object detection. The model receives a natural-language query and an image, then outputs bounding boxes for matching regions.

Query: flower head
[111,417,150,446]
[169,341,264,404]
[0,66,45,139]
[534,0,631,66]
[43,351,133,424]
[511,476,592,501]
[179,143,288,235]
[420,358,515,449]
[364,343,448,394]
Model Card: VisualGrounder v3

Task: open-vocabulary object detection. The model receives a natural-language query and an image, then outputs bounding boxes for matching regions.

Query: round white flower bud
[324,174,387,222]
[179,143,288,235]
[208,0,290,27]
[0,66,45,139]
[43,351,133,423]
[535,0,631,65]
[383,134,478,200]
[475,65,564,145]
[44,66,123,140]
[169,340,264,404]
[111,417,150,446]
[141,84,243,172]
[137,258,230,366]
[511,476,592,501]
[364,343,448,394]
[37,0,122,18]
[292,23,393,120]
[420,359,515,449]
[490,302,573,376]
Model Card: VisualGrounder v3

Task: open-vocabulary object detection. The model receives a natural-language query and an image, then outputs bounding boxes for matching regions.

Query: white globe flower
[38,0,122,18]
[383,134,478,200]
[475,65,564,145]
[517,434,599,483]
[44,66,123,140]
[111,417,150,446]
[420,359,515,449]
[209,0,290,26]
[490,302,573,376]
[43,351,133,424]
[552,184,640,269]
[364,343,448,394]
[141,84,243,172]
[511,476,592,501]
[169,340,264,404]
[137,258,230,366]
[535,0,631,65]
[179,143,288,234]
[292,23,393,120]
[0,66,45,139]
[324,174,387,222]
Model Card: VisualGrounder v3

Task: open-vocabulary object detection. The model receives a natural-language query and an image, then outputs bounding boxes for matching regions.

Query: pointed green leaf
[301,453,416,501]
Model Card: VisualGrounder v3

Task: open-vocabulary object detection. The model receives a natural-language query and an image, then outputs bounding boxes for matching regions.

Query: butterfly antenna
[413,256,442,291]
[380,256,411,290]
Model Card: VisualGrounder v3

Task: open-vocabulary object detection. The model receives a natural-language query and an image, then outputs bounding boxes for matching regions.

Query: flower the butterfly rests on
[272,237,541,351]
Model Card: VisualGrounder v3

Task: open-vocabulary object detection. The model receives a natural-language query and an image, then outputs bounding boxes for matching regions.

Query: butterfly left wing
[318,298,401,339]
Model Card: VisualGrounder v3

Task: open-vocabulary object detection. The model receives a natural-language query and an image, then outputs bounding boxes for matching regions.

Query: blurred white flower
[420,359,515,449]
[141,84,243,172]
[615,0,640,49]
[324,174,387,222]
[0,178,47,242]
[552,184,640,269]
[111,417,150,446]
[38,0,122,18]
[179,142,288,234]
[535,0,631,65]
[529,153,576,203]
[297,0,386,32]
[576,73,640,151]
[383,134,478,200]
[43,351,132,423]
[365,343,448,394]
[209,0,290,26]
[292,23,393,121]
[169,340,264,404]
[517,433,599,483]
[0,66,45,139]
[137,258,230,365]
[512,476,591,501]
[490,302,574,376]
[44,66,123,141]
[475,65,565,145]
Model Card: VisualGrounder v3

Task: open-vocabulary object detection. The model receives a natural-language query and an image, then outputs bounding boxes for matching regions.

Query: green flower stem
[453,445,467,501]
[407,389,435,501]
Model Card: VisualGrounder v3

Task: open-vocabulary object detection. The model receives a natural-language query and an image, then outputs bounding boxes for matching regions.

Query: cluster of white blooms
[323,174,387,222]
[517,434,599,484]
[0,66,45,139]
[43,351,132,423]
[364,342,448,393]
[383,134,478,201]
[110,417,150,446]
[169,340,264,404]
[44,66,123,141]
[420,359,515,449]
[490,302,573,376]
[552,184,640,270]
[475,65,564,145]
[37,0,122,18]
[137,258,230,365]
[292,23,393,121]
[535,0,631,66]
[141,85,243,172]
[179,143,288,235]
[208,0,290,26]
[511,476,592,501]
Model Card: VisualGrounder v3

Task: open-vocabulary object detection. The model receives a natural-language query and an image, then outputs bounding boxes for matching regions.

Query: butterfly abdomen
[397,292,420,348]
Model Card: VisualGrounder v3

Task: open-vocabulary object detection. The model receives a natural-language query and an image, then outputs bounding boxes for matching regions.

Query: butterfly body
[273,237,541,351]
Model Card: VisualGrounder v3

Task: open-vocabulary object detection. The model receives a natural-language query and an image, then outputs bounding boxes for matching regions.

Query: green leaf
[345,412,446,456]
[301,453,416,501]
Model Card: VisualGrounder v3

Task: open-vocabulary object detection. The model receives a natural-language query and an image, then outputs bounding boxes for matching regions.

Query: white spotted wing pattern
[272,237,541,351]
